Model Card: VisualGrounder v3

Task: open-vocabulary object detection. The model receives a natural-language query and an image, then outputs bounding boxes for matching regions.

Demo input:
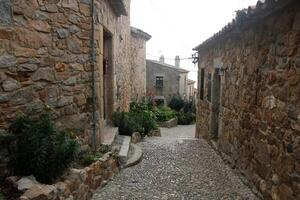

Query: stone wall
[130,28,150,102]
[114,2,131,112]
[0,0,132,178]
[17,153,118,200]
[196,2,300,199]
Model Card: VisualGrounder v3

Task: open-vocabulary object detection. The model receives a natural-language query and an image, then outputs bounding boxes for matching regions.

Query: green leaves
[155,107,176,122]
[113,99,158,136]
[9,114,78,183]
[0,192,4,200]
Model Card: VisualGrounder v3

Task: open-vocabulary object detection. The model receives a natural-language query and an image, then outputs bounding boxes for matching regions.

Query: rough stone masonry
[195,0,300,199]
[0,0,150,179]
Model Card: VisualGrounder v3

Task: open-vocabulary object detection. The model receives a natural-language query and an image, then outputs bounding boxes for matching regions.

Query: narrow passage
[92,125,258,200]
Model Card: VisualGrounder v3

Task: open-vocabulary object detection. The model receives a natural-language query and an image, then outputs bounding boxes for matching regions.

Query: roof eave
[193,0,298,52]
[131,27,152,41]
[108,0,128,17]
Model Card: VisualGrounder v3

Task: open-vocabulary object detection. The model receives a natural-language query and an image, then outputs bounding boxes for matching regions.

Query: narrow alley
[92,125,258,200]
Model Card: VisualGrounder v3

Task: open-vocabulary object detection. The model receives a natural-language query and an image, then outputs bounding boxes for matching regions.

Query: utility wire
[147,53,192,61]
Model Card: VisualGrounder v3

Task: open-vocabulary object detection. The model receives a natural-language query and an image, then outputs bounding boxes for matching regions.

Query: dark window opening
[207,73,212,102]
[156,76,164,88]
[200,69,205,100]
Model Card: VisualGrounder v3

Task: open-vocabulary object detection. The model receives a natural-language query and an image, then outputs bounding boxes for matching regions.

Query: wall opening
[200,68,205,100]
[210,69,221,138]
[103,30,113,125]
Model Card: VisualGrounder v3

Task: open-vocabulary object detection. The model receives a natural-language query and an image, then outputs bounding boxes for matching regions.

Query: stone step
[124,144,143,168]
[101,126,118,146]
[118,136,131,164]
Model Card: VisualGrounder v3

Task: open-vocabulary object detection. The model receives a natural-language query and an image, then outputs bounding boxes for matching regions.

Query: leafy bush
[112,99,158,136]
[168,96,185,111]
[155,107,176,122]
[0,192,4,200]
[9,114,78,183]
[77,144,111,166]
[183,100,196,114]
[112,112,144,136]
[139,110,157,135]
[176,112,196,125]
[130,98,154,113]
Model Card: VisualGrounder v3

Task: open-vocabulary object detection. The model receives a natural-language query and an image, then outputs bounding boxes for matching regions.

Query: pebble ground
[92,125,259,200]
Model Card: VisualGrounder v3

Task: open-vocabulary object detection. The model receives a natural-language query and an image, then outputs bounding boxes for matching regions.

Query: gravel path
[92,125,258,200]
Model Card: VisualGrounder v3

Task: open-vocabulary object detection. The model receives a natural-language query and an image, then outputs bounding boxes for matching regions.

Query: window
[156,76,164,88]
[200,69,205,99]
[207,73,212,102]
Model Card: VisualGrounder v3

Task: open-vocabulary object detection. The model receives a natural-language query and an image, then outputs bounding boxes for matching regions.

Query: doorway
[210,69,221,139]
[103,30,113,125]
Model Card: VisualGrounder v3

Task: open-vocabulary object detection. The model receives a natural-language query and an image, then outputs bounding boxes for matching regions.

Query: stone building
[194,0,300,199]
[146,56,189,105]
[187,79,196,102]
[130,27,151,102]
[0,0,149,178]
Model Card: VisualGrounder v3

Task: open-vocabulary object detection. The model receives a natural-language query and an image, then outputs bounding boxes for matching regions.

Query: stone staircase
[101,126,143,168]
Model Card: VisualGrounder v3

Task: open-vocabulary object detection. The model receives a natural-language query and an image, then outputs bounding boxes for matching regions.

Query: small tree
[9,114,78,183]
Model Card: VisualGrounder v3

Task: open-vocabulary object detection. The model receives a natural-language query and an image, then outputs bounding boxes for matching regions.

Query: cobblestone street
[92,125,259,200]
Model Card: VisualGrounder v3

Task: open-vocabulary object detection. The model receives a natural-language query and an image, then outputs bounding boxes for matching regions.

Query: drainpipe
[91,0,97,152]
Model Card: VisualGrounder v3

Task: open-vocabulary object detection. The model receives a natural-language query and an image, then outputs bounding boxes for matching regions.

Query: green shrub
[176,112,196,125]
[130,98,154,113]
[168,96,185,111]
[183,101,196,114]
[0,192,4,200]
[155,107,176,122]
[112,99,158,136]
[80,151,103,166]
[9,114,78,183]
[112,112,144,136]
[139,110,158,135]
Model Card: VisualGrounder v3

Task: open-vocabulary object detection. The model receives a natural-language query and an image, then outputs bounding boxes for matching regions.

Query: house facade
[187,79,196,102]
[146,56,189,104]
[130,27,152,102]
[0,0,149,178]
[194,0,300,199]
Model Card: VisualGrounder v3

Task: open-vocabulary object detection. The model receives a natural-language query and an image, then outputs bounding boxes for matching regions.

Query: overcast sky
[131,0,258,82]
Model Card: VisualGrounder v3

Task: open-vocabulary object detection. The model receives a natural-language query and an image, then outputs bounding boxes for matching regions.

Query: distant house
[187,79,196,102]
[146,55,190,105]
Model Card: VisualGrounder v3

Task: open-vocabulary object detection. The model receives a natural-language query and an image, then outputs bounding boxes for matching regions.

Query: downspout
[91,0,97,152]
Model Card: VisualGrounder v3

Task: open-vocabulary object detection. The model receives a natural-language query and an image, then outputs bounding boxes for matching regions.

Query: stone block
[2,78,21,92]
[0,54,16,68]
[131,132,142,144]
[57,28,69,39]
[0,0,12,25]
[20,185,57,200]
[17,175,40,191]
[61,0,79,11]
[17,64,38,72]
[32,67,56,82]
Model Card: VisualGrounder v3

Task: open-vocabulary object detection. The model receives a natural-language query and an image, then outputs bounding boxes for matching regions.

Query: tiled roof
[193,0,297,51]
[131,27,152,41]
[147,59,189,73]
[108,0,127,17]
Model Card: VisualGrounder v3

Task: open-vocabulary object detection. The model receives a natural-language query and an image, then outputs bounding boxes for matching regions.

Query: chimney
[175,55,180,68]
[159,55,165,64]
